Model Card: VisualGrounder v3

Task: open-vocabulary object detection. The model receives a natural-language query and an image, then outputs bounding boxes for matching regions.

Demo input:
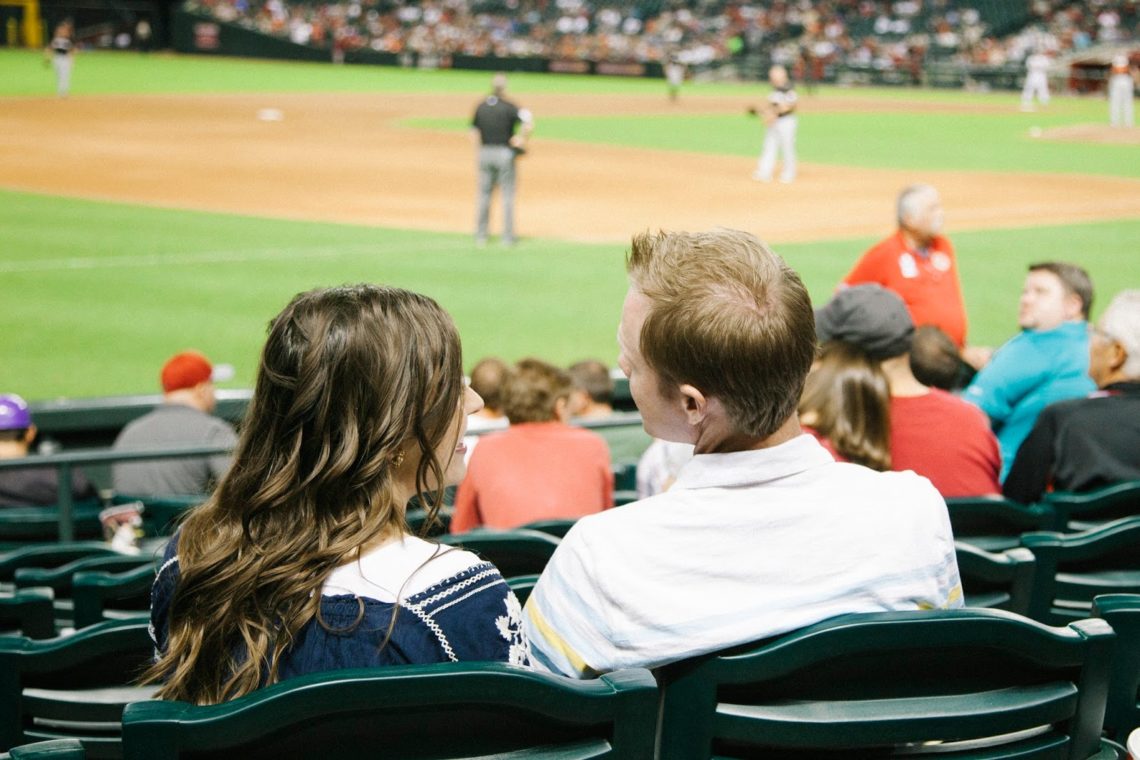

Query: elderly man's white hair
[896,183,938,226]
[1099,289,1140,378]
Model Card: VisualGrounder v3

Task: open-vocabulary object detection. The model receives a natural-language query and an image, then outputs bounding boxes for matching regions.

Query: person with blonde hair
[146,284,528,706]
[525,229,960,679]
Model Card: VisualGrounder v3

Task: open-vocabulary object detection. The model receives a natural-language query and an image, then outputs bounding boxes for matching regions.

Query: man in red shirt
[842,184,968,349]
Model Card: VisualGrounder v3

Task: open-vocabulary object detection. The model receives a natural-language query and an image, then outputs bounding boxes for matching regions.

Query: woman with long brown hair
[798,340,892,471]
[146,284,529,705]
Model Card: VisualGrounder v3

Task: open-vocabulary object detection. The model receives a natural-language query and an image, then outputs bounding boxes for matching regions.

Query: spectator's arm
[961,342,1041,428]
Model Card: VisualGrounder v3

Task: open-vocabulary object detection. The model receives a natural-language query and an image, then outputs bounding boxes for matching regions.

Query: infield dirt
[2,91,1139,245]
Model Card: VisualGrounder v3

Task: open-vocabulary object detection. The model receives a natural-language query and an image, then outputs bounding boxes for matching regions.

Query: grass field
[2,50,1138,400]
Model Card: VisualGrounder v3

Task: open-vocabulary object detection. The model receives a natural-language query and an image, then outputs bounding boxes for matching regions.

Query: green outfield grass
[2,50,1138,400]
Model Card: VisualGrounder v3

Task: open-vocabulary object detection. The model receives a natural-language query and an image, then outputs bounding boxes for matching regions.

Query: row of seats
[0,599,1137,758]
[3,506,1139,640]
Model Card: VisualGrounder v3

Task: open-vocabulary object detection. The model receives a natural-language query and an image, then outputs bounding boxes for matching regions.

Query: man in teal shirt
[963,262,1095,480]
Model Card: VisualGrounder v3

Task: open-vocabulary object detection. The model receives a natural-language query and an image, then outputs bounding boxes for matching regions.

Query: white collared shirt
[525,434,961,677]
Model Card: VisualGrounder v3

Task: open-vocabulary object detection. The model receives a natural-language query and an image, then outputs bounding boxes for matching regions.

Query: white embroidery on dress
[496,592,530,666]
[404,602,458,662]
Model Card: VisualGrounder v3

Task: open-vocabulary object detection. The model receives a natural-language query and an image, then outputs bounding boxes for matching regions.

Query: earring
[391,449,406,469]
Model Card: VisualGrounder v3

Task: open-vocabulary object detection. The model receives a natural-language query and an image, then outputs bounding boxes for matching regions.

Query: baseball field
[1,49,1138,400]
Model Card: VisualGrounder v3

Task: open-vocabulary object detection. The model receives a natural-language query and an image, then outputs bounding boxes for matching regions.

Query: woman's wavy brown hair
[799,340,891,471]
[142,284,464,705]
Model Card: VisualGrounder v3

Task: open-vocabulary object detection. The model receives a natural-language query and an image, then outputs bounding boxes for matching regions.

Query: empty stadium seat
[1021,517,1140,625]
[1044,481,1140,532]
[1093,593,1140,743]
[956,542,1035,614]
[945,496,1058,551]
[0,620,155,758]
[120,664,658,759]
[438,528,561,578]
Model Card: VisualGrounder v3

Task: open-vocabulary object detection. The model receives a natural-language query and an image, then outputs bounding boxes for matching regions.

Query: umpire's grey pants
[475,145,517,242]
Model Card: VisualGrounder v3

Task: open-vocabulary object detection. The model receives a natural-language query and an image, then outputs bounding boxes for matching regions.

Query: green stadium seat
[0,620,155,758]
[1044,481,1140,532]
[956,542,1036,615]
[506,573,540,606]
[0,544,120,589]
[519,518,577,538]
[0,501,105,549]
[0,590,55,640]
[438,528,561,578]
[655,608,1115,759]
[3,738,88,758]
[1021,517,1140,625]
[109,494,203,538]
[120,664,658,760]
[1093,594,1140,743]
[945,496,1058,551]
[404,506,453,538]
[71,565,156,630]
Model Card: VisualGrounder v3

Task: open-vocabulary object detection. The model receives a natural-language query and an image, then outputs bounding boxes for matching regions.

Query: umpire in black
[472,73,533,247]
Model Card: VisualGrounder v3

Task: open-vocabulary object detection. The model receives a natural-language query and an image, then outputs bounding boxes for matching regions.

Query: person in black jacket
[1004,290,1140,504]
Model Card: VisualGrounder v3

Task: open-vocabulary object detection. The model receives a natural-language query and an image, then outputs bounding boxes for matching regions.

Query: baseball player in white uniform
[1109,54,1136,128]
[752,65,798,184]
[1020,51,1051,110]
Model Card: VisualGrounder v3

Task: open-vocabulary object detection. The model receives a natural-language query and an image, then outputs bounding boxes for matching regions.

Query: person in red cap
[111,351,238,497]
[0,392,97,507]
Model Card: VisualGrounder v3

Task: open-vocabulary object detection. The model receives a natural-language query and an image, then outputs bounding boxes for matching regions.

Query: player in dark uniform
[471,73,533,247]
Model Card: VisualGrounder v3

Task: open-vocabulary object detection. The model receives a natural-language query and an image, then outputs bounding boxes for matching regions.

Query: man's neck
[900,228,932,253]
[0,441,31,459]
[692,414,802,454]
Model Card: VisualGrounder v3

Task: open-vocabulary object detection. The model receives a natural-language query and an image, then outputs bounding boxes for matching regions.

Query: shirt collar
[672,433,833,490]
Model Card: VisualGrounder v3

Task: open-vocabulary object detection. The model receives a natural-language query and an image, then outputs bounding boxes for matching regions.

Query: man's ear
[677,384,709,426]
[554,395,572,423]
[1063,292,1084,321]
[1109,342,1128,373]
[23,424,37,446]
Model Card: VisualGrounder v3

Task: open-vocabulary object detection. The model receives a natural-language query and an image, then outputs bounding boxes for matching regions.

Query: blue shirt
[963,321,1095,481]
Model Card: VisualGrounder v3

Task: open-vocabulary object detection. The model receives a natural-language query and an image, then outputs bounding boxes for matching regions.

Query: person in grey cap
[0,393,97,508]
[815,284,1001,498]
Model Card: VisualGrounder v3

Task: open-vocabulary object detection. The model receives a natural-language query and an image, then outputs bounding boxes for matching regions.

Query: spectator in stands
[451,358,613,532]
[635,439,693,498]
[0,393,96,508]
[797,340,891,471]
[146,285,528,705]
[466,356,510,433]
[1004,290,1140,504]
[524,229,961,679]
[111,351,238,498]
[816,284,1001,498]
[964,262,1096,480]
[910,325,976,391]
[567,359,615,419]
[842,184,969,351]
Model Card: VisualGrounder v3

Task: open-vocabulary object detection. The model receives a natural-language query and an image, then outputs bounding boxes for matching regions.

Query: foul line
[0,239,471,273]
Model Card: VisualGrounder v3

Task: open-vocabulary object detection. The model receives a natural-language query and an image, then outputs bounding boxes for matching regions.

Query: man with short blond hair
[524,229,961,679]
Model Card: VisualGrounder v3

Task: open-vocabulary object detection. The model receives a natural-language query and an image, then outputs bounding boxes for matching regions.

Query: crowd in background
[180,0,1140,71]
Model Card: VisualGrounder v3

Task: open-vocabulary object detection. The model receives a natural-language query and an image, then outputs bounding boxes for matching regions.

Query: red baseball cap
[161,351,217,393]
